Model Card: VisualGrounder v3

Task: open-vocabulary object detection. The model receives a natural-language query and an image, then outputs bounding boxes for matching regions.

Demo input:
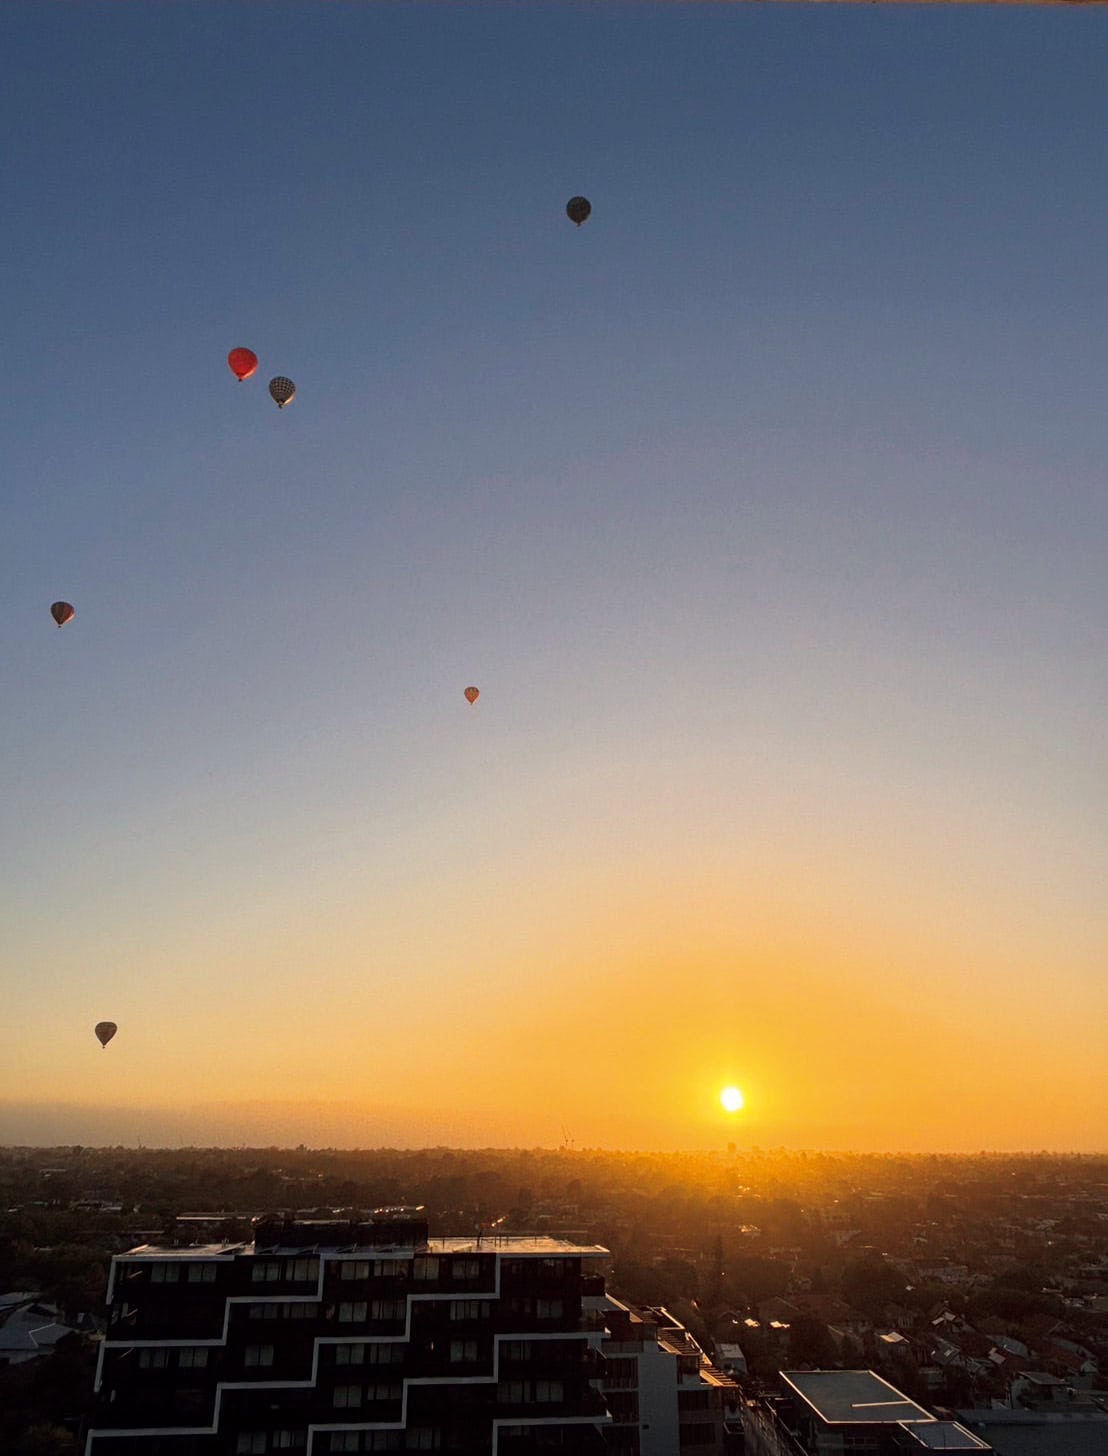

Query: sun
[720,1085,744,1113]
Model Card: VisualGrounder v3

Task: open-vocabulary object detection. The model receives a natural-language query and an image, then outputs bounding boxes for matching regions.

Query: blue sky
[1,2,1104,1149]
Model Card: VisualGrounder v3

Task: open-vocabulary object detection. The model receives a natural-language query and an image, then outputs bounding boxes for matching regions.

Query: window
[249,1302,279,1319]
[236,1437,267,1455]
[335,1343,365,1365]
[374,1259,407,1277]
[252,1261,282,1283]
[502,1340,531,1361]
[540,1258,567,1275]
[449,1339,478,1363]
[450,1258,481,1281]
[365,1381,402,1401]
[449,1300,489,1321]
[138,1348,169,1368]
[412,1256,439,1281]
[272,1434,306,1451]
[367,1343,402,1365]
[187,1262,218,1283]
[408,1431,441,1451]
[331,1438,361,1454]
[498,1379,561,1404]
[606,1390,639,1423]
[604,1357,636,1389]
[338,1301,367,1323]
[150,1262,180,1283]
[370,1299,405,1321]
[244,1344,274,1367]
[340,1260,370,1281]
[289,1301,319,1319]
[535,1299,564,1319]
[366,1436,403,1452]
[680,1424,716,1447]
[333,1384,362,1408]
[288,1258,319,1282]
[679,1390,712,1412]
[178,1347,209,1368]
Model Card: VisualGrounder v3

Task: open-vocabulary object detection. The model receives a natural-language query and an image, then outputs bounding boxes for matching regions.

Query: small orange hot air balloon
[51,601,75,628]
[464,686,479,705]
[228,347,258,382]
[566,196,591,227]
[94,1021,117,1049]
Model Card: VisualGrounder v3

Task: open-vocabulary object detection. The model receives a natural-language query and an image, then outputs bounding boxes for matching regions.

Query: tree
[787,1316,838,1369]
[13,1425,75,1456]
[841,1257,908,1314]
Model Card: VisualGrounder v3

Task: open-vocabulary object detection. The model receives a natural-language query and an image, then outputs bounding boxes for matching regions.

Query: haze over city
[1,2,1105,1155]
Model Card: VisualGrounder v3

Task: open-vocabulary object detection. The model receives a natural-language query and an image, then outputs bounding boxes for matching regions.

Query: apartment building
[600,1297,742,1455]
[86,1208,610,1456]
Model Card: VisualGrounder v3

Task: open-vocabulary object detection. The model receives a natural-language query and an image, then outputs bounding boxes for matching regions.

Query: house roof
[0,1309,77,1354]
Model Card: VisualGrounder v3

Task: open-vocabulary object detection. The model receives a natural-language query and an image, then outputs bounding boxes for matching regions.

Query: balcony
[495,1388,610,1422]
[107,1305,226,1341]
[497,1425,608,1455]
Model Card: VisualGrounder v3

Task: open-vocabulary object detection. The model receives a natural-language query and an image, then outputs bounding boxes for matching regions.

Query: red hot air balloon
[464,686,480,705]
[51,601,75,628]
[94,1021,117,1049]
[228,348,259,382]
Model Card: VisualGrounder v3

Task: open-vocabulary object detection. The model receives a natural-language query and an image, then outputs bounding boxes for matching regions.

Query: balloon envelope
[464,686,479,704]
[269,376,296,408]
[566,196,591,226]
[94,1021,117,1048]
[228,347,258,381]
[50,601,75,628]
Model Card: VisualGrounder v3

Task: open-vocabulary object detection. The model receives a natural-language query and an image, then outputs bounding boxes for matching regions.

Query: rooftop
[782,1370,935,1426]
[898,1421,993,1450]
[118,1235,607,1260]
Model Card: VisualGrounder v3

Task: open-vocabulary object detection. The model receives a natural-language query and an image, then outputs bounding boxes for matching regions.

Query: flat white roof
[899,1422,992,1450]
[783,1370,934,1425]
[119,1236,607,1260]
[119,1244,244,1260]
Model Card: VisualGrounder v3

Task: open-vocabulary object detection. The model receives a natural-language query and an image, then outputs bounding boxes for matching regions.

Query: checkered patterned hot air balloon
[269,376,296,409]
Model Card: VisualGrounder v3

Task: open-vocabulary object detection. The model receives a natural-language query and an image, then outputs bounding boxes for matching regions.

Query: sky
[1,2,1104,1154]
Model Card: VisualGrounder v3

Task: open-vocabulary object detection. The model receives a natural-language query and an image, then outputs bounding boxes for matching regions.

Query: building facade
[86,1209,610,1456]
[600,1297,743,1456]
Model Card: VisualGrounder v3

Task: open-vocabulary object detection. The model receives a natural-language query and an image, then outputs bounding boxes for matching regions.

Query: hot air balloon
[50,601,75,628]
[228,347,258,382]
[94,1021,117,1049]
[464,686,480,705]
[269,376,296,409]
[566,196,591,227]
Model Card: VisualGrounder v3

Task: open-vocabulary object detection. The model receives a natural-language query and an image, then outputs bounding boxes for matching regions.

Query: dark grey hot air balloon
[94,1021,117,1049]
[566,196,591,227]
[269,376,296,409]
[51,601,75,628]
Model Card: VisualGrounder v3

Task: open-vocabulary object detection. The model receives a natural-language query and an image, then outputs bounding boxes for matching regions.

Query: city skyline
[1,3,1104,1153]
